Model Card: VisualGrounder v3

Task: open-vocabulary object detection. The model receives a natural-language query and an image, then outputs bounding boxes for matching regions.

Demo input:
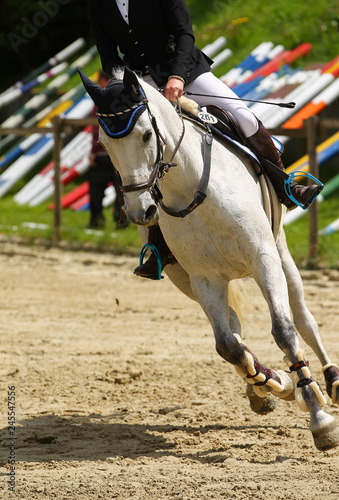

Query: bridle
[100,87,213,218]
[117,97,185,198]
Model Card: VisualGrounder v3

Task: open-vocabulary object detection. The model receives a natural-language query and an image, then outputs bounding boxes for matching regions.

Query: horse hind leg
[234,327,339,450]
[285,350,339,451]
[251,247,339,451]
[277,229,339,404]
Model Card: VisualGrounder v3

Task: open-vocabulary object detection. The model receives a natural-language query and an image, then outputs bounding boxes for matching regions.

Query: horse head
[78,67,173,226]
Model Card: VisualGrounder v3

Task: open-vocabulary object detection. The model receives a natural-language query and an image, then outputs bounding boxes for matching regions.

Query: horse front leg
[252,247,339,451]
[277,229,339,405]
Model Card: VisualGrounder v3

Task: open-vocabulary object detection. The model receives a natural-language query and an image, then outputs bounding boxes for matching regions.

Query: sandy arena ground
[0,240,338,499]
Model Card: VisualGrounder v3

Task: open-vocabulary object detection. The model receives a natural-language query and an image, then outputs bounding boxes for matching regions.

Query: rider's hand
[164,77,184,101]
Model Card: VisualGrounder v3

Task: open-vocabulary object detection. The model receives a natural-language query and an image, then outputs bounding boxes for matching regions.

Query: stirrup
[139,243,162,280]
[284,171,324,210]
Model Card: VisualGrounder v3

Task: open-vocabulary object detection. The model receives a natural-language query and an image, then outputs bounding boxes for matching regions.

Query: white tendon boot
[233,334,294,400]
[284,349,339,451]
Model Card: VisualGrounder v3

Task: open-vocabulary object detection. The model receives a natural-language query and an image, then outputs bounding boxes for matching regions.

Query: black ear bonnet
[97,81,147,139]
[78,68,147,139]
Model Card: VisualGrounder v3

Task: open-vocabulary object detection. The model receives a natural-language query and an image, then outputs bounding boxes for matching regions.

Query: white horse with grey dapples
[79,67,339,451]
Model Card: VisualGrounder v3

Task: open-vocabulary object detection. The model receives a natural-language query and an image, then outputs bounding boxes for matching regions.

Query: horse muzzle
[122,197,159,226]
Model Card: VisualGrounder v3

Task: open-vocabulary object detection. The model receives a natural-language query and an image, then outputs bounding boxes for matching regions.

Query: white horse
[79,67,339,451]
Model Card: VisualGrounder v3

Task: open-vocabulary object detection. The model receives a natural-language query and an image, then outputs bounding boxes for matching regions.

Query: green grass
[285,196,339,269]
[0,187,338,268]
[0,196,141,254]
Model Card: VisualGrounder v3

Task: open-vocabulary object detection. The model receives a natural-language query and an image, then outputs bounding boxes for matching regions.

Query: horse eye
[143,130,152,143]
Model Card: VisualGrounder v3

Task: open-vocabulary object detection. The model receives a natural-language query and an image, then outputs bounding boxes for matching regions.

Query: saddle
[180,101,283,238]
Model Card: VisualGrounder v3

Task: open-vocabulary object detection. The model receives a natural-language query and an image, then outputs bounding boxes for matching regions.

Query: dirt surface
[0,240,338,499]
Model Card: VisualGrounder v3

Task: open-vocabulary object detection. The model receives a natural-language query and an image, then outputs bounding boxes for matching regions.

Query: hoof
[311,413,339,451]
[246,384,278,415]
[323,365,339,405]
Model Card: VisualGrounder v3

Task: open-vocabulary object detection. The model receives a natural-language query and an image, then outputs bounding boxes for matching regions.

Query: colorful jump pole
[0,82,87,152]
[0,38,85,99]
[14,125,92,205]
[203,36,227,58]
[318,217,339,236]
[0,94,94,198]
[285,131,339,178]
[0,85,86,169]
[221,42,274,86]
[241,43,313,84]
[0,46,97,129]
[282,77,339,129]
[0,63,67,110]
[255,57,339,130]
[232,44,286,86]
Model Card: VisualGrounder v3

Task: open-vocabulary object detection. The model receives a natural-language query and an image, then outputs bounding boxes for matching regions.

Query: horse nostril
[144,204,157,222]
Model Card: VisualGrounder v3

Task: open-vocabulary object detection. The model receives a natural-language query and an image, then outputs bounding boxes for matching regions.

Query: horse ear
[77,69,104,108]
[123,67,143,101]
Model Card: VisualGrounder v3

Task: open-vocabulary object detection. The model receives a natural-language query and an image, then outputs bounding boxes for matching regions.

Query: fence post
[52,115,63,245]
[306,116,319,262]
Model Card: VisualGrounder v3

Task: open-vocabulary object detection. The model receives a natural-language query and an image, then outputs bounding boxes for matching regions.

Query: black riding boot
[134,224,175,279]
[246,120,322,210]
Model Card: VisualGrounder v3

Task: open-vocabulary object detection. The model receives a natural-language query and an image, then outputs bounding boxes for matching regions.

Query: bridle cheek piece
[117,99,185,203]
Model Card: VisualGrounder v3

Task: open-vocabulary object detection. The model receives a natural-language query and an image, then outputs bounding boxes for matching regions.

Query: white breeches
[144,71,259,138]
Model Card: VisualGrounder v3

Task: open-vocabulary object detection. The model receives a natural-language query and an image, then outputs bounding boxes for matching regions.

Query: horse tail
[228,279,248,329]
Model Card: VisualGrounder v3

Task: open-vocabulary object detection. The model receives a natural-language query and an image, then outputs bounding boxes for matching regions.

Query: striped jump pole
[318,217,339,236]
[241,43,313,85]
[0,94,94,198]
[0,82,88,153]
[0,46,97,129]
[49,181,89,210]
[282,76,339,130]
[0,62,67,110]
[255,57,339,132]
[221,42,274,87]
[15,125,92,205]
[232,44,286,86]
[285,131,339,178]
[202,36,227,58]
[28,135,92,207]
[211,48,233,70]
[0,85,86,170]
[0,38,85,100]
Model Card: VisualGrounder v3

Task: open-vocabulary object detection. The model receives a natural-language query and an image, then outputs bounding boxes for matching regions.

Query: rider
[88,0,323,279]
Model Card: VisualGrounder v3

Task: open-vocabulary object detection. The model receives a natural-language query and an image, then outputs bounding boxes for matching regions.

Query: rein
[118,95,213,218]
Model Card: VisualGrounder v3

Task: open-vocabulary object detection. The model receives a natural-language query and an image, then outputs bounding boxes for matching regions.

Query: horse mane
[109,67,125,81]
[109,68,200,117]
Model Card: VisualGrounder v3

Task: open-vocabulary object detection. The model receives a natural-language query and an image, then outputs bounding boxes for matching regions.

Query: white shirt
[115,0,129,24]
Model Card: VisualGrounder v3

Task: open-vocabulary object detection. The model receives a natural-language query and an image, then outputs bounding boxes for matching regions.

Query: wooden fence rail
[1,116,339,256]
